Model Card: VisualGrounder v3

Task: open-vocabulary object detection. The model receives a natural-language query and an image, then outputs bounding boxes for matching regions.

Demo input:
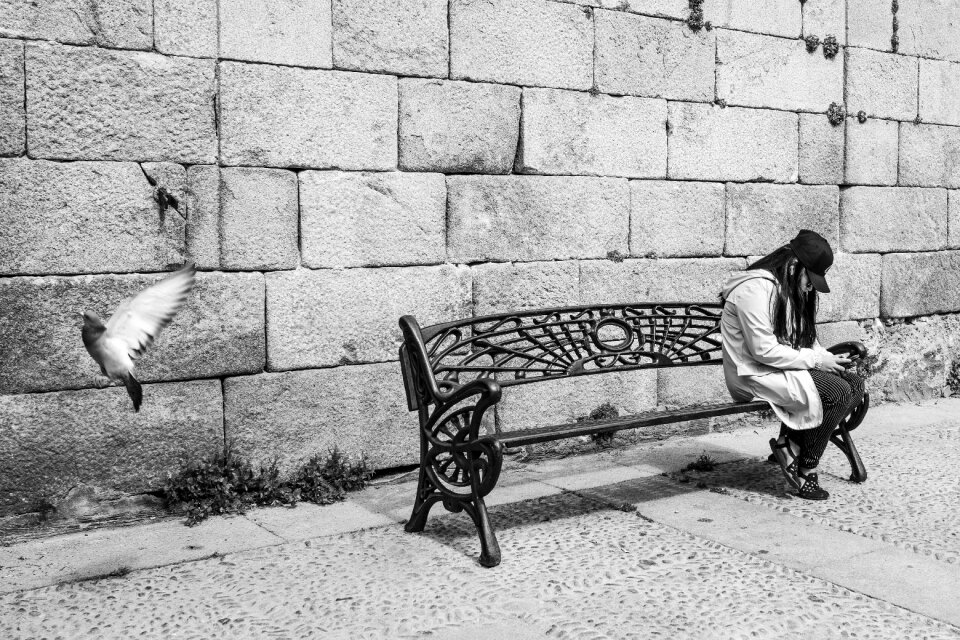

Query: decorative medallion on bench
[398,303,869,567]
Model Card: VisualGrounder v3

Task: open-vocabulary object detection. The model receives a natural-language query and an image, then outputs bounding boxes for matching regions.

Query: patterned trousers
[781,369,866,469]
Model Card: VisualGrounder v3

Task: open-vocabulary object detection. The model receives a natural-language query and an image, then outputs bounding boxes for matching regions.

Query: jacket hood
[720,269,778,301]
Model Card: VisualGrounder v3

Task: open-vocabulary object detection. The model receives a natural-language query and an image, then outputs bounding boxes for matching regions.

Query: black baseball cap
[789,229,833,293]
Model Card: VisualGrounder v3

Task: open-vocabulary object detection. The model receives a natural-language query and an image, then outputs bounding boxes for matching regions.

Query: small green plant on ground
[947,359,960,396]
[576,402,620,444]
[163,445,373,526]
[682,453,717,472]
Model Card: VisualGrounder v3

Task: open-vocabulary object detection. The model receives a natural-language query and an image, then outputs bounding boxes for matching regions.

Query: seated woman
[720,230,865,500]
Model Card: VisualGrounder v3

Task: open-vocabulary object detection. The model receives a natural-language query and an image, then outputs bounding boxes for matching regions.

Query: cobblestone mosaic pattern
[4,492,959,639]
[668,422,960,564]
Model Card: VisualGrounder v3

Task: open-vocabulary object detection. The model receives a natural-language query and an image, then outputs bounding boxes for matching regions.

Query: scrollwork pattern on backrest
[420,303,725,389]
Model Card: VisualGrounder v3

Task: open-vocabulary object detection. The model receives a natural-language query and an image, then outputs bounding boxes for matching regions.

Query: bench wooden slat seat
[397,302,870,568]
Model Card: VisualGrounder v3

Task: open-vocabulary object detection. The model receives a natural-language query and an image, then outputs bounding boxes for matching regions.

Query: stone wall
[2,0,960,516]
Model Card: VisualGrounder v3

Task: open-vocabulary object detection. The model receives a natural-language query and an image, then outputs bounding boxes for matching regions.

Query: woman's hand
[819,352,852,374]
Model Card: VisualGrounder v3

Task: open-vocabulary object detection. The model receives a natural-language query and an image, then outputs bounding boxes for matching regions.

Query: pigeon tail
[123,373,143,412]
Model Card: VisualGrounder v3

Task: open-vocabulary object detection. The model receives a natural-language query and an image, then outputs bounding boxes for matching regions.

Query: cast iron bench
[398,303,869,567]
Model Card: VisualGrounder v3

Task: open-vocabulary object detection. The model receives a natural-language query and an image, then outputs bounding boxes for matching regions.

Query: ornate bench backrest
[403,303,725,404]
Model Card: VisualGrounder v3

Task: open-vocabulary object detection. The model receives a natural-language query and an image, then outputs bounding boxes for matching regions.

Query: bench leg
[831,424,867,483]
[405,467,441,533]
[462,495,501,568]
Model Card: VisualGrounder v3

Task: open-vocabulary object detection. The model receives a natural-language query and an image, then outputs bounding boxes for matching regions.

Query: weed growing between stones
[687,0,704,31]
[891,0,900,51]
[606,249,626,263]
[682,453,717,472]
[576,402,619,445]
[827,102,846,126]
[857,110,868,123]
[163,445,373,525]
[822,35,839,59]
[805,35,820,53]
[947,359,960,396]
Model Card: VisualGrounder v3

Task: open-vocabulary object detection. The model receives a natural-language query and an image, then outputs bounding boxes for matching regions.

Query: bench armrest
[826,341,867,359]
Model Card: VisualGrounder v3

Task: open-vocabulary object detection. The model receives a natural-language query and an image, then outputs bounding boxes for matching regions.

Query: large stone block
[816,253,882,322]
[899,123,960,188]
[594,10,715,102]
[224,364,418,473]
[630,180,725,257]
[449,0,592,90]
[0,38,23,155]
[845,47,918,121]
[0,0,151,48]
[951,191,960,249]
[844,118,898,186]
[219,62,397,170]
[667,103,798,182]
[185,165,220,269]
[658,366,729,408]
[333,0,447,77]
[881,251,960,317]
[0,271,265,394]
[703,0,801,37]
[799,113,843,185]
[26,43,216,163]
[802,0,845,43]
[898,0,960,62]
[725,184,839,256]
[845,0,892,50]
[398,79,521,174]
[816,321,867,349]
[0,381,223,516]
[0,159,184,275]
[472,260,580,316]
[548,0,687,18]
[220,168,298,270]
[579,257,746,305]
[517,89,667,178]
[841,186,948,252]
[299,171,446,269]
[266,265,471,370]
[155,0,217,57]
[919,59,960,127]
[220,0,332,67]
[447,175,629,263]
[716,30,842,111]
[497,370,658,433]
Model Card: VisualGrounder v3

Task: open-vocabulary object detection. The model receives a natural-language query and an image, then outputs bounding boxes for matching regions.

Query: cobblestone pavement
[2,403,959,639]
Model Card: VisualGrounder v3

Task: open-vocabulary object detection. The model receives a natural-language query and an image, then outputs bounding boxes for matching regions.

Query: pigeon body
[82,263,196,412]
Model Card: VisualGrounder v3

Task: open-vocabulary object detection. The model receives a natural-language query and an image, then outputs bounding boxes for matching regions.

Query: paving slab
[243,501,395,541]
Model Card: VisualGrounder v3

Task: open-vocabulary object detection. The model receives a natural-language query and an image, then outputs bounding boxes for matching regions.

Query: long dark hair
[747,246,818,349]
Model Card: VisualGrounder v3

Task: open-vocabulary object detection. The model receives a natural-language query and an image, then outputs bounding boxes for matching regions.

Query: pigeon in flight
[81,263,196,412]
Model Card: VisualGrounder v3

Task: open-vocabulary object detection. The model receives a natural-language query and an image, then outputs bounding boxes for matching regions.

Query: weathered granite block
[0,381,223,516]
[266,265,471,370]
[549,0,687,17]
[0,159,184,275]
[845,47,918,121]
[881,251,960,317]
[658,366,729,408]
[841,186,948,252]
[579,258,746,305]
[0,38,23,155]
[802,0,845,43]
[219,62,397,170]
[517,89,667,178]
[220,168,298,270]
[472,260,579,316]
[26,43,216,163]
[844,118,898,186]
[299,171,446,268]
[845,0,891,50]
[449,0,592,90]
[630,181,725,257]
[725,184,839,256]
[333,0,447,77]
[799,113,844,185]
[398,79,521,174]
[594,10,714,102]
[703,0,801,37]
[497,370,658,432]
[155,0,217,57]
[817,253,882,322]
[220,0,332,67]
[185,165,220,269]
[225,364,418,473]
[0,0,151,48]
[920,59,960,127]
[0,271,265,394]
[716,30,842,111]
[816,321,867,349]
[898,0,960,62]
[667,103,798,182]
[899,123,960,188]
[447,175,629,263]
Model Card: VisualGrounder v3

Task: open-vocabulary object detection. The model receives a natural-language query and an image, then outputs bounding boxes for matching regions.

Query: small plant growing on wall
[891,0,900,51]
[826,102,846,126]
[822,35,839,59]
[606,250,626,263]
[857,110,868,123]
[805,35,820,53]
[687,0,704,31]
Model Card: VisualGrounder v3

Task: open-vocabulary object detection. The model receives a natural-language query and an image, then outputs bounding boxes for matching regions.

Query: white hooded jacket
[720,270,828,431]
